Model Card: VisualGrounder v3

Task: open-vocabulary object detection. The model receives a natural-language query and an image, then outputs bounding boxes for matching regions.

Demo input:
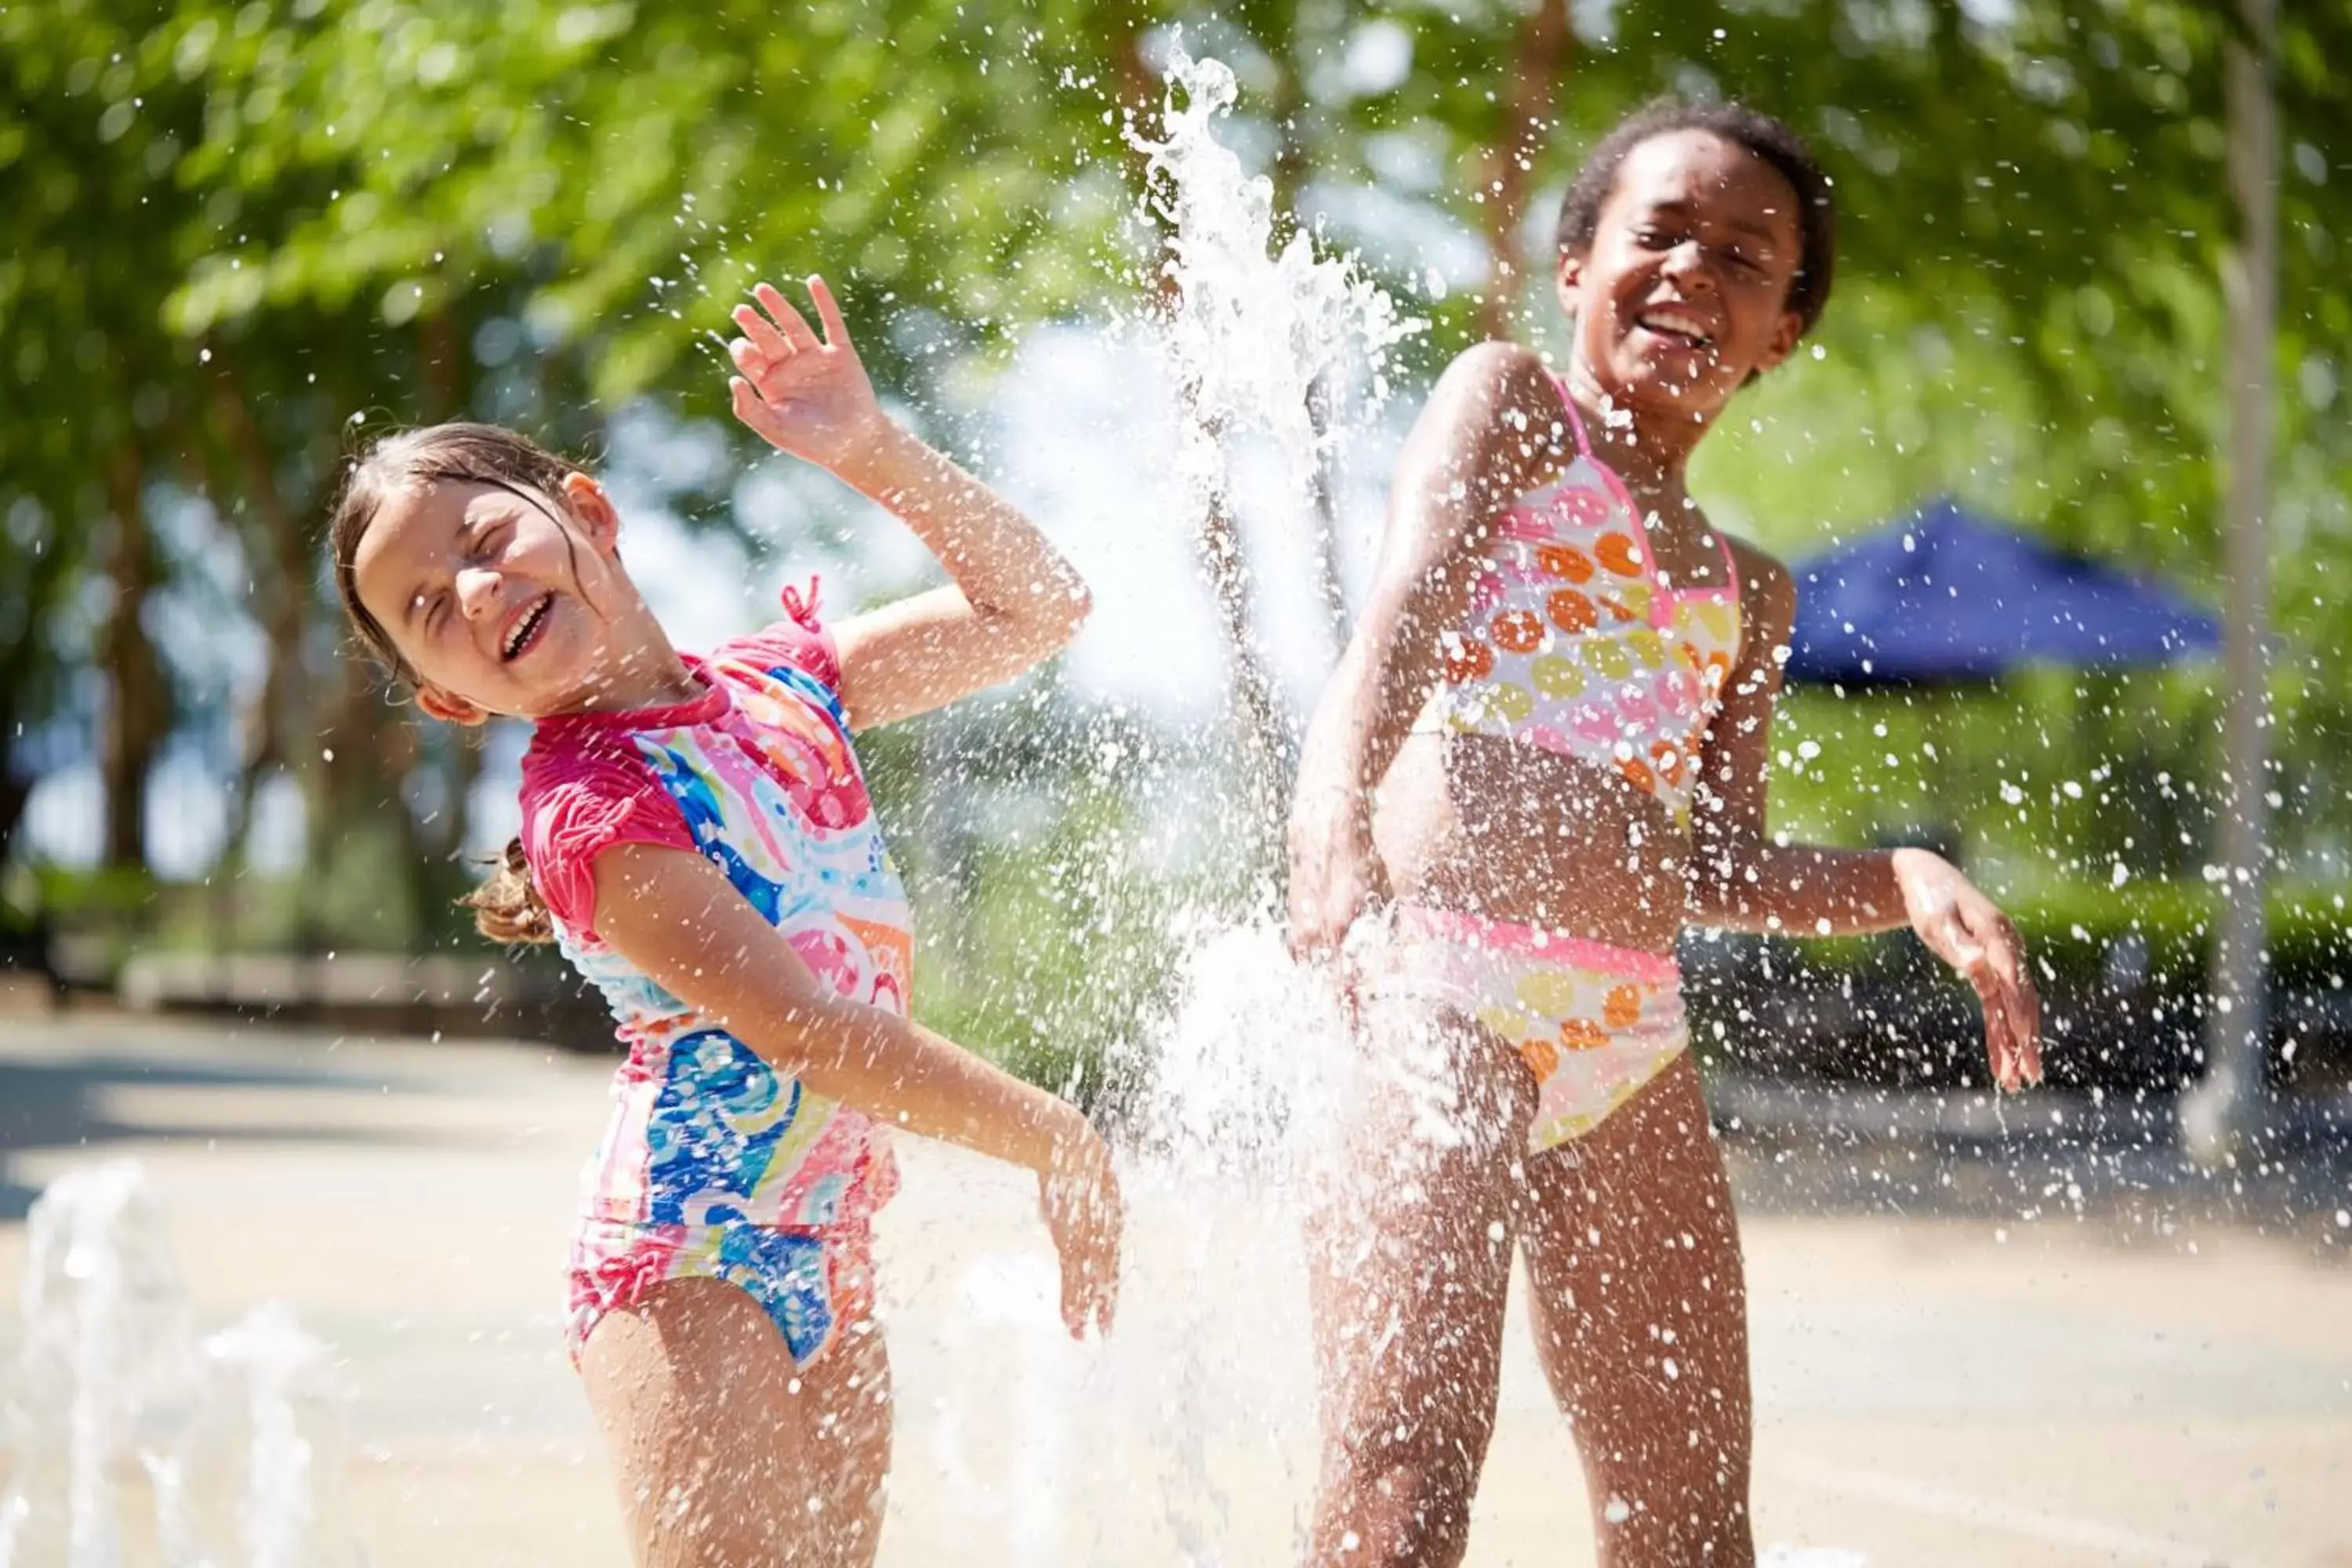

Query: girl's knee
[1319,1434,1488,1568]
[1320,1355,1500,1541]
[633,1472,787,1568]
[1577,1395,1752,1566]
[1593,1472,1753,1568]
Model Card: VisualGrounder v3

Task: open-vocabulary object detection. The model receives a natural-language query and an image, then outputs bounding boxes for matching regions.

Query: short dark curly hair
[1555,96,1838,339]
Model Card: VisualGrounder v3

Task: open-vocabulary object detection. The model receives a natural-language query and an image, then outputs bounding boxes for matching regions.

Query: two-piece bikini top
[1430,373,1746,825]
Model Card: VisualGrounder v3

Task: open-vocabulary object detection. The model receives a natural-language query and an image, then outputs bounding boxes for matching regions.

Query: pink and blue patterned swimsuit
[519,587,906,1367]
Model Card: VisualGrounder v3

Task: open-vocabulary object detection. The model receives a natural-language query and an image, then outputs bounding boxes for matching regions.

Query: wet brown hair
[327,422,580,946]
[1556,96,1838,341]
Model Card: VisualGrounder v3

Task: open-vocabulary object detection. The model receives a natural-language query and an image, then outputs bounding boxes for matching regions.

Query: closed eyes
[465,517,511,563]
[1633,223,1773,276]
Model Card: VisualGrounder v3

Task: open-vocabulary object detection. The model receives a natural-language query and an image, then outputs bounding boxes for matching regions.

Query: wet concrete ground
[1,1002,2346,1566]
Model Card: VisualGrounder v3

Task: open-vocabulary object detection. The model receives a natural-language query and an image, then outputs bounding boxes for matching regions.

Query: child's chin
[1620,361,1738,413]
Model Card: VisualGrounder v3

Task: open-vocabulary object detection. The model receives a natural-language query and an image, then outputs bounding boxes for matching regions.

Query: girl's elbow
[1016,579,1092,660]
[760,997,902,1086]
[1045,577,1093,648]
[768,1031,866,1098]
[744,1002,853,1079]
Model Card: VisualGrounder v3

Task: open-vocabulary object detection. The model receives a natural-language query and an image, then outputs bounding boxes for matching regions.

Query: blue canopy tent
[1786,496,2220,688]
[1780,498,2222,870]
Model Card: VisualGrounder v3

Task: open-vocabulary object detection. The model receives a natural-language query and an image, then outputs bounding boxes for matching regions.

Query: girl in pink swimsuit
[1290,101,2042,1566]
[331,278,1119,1567]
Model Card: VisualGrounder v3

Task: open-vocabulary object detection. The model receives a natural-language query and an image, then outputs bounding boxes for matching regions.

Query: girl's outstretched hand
[1038,1110,1122,1340]
[1893,848,2042,1092]
[726,277,888,474]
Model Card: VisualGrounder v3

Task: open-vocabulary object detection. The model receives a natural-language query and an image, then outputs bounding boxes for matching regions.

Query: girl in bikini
[330,278,1119,1567]
[1288,100,2041,1566]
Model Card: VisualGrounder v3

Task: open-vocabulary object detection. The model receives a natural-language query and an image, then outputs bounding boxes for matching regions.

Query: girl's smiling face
[1559,128,1809,423]
[351,471,626,724]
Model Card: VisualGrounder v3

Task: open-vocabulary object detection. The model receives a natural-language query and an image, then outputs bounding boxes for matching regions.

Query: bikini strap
[1545,366,1738,590]
[1545,370,1594,459]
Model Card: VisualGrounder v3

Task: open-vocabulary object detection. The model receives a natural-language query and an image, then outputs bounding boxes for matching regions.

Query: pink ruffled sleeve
[517,743,695,939]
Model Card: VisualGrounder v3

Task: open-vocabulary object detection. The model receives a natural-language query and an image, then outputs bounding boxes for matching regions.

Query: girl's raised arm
[1288,341,1566,960]
[726,278,1091,730]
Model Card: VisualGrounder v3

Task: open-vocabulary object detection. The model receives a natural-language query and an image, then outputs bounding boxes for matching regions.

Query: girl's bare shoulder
[1417,342,1573,493]
[1438,340,1564,421]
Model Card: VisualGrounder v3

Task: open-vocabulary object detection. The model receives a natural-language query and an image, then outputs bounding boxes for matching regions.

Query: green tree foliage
[3,0,1161,938]
[1,1,2344,1037]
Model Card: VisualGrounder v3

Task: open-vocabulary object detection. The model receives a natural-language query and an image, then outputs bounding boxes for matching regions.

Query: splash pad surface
[0,1011,2344,1566]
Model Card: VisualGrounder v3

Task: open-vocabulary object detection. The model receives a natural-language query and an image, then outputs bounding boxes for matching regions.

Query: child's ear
[560,471,620,554]
[417,684,490,727]
[1751,307,1806,378]
[1554,250,1585,318]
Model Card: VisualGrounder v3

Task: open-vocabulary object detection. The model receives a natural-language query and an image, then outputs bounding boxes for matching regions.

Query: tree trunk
[307,650,430,948]
[419,309,464,421]
[0,776,31,873]
[0,516,74,874]
[1303,372,1349,648]
[187,371,313,948]
[1474,0,1573,343]
[98,445,168,870]
[1193,447,1290,884]
[426,728,484,864]
[1136,20,1309,883]
[1102,0,1160,134]
[1267,42,1352,653]
[2182,0,2278,1163]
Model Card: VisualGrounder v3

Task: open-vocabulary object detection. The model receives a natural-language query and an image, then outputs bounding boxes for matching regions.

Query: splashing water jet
[0,1162,360,1568]
[2,1161,194,1568]
[1123,42,1421,864]
[1087,52,1421,1556]
[913,51,1426,1560]
[1127,46,1418,528]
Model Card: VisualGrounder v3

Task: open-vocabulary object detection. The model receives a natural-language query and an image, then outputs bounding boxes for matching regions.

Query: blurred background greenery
[2,0,2346,1098]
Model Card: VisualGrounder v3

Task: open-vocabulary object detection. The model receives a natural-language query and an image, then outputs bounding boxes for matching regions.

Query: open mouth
[500,593,555,662]
[1633,308,1716,350]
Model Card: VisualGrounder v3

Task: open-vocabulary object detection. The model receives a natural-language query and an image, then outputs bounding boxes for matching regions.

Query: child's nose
[1662,241,1713,285]
[456,565,503,619]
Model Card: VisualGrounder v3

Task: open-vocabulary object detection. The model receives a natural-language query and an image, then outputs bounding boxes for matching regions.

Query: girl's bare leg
[580,1276,893,1568]
[1521,1056,1755,1567]
[1305,1004,1535,1568]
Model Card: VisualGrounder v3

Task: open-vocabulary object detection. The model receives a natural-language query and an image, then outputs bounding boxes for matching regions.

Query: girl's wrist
[1292,762,1372,831]
[1034,1097,1098,1176]
[1887,845,1940,873]
[826,413,928,497]
[1319,804,1379,868]
[1889,846,1956,924]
